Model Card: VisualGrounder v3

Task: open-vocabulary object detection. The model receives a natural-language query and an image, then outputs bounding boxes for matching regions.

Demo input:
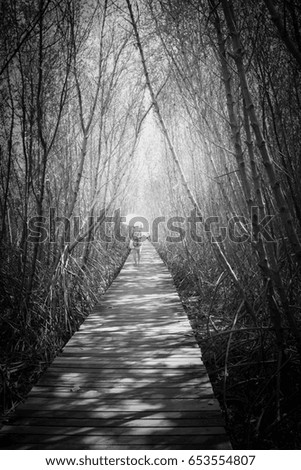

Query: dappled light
[0,242,229,450]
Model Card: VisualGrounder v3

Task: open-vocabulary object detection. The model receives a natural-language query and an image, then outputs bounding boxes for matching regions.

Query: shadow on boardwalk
[0,242,231,450]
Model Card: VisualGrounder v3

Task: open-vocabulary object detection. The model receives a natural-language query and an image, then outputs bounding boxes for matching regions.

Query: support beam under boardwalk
[0,241,231,450]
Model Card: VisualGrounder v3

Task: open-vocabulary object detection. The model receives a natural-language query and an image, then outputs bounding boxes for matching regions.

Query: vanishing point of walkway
[0,242,231,449]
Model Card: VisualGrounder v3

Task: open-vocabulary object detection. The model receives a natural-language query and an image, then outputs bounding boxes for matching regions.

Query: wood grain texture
[0,241,231,450]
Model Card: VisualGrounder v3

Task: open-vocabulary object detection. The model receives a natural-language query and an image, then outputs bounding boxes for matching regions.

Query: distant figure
[129,224,150,266]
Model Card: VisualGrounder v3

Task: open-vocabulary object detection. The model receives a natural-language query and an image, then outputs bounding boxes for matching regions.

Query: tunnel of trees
[1,0,301,449]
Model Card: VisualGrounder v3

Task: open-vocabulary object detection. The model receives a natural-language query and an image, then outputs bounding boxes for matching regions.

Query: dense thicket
[0,0,142,414]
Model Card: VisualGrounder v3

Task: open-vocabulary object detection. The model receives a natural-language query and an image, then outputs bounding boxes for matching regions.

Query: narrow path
[0,242,231,449]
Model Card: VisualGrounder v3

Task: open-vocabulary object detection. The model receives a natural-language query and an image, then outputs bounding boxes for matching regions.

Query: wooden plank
[28,389,214,399]
[66,343,197,350]
[16,397,221,411]
[2,425,226,436]
[10,409,222,420]
[80,318,189,324]
[66,337,197,346]
[0,433,231,450]
[55,349,201,357]
[37,376,206,386]
[56,353,201,360]
[46,368,207,378]
[54,351,202,359]
[56,348,200,355]
[6,416,224,427]
[31,383,213,392]
[77,324,190,332]
[37,372,208,384]
[51,359,204,368]
[71,333,193,341]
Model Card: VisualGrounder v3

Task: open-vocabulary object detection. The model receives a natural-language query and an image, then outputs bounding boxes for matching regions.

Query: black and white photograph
[0,0,301,460]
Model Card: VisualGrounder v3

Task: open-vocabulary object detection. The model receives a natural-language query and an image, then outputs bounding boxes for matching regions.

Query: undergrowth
[157,241,301,450]
[0,241,129,421]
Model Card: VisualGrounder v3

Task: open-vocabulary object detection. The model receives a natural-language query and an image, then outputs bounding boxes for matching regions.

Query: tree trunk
[221,0,301,266]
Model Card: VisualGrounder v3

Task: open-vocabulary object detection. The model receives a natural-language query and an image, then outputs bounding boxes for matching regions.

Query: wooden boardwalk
[0,242,231,450]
